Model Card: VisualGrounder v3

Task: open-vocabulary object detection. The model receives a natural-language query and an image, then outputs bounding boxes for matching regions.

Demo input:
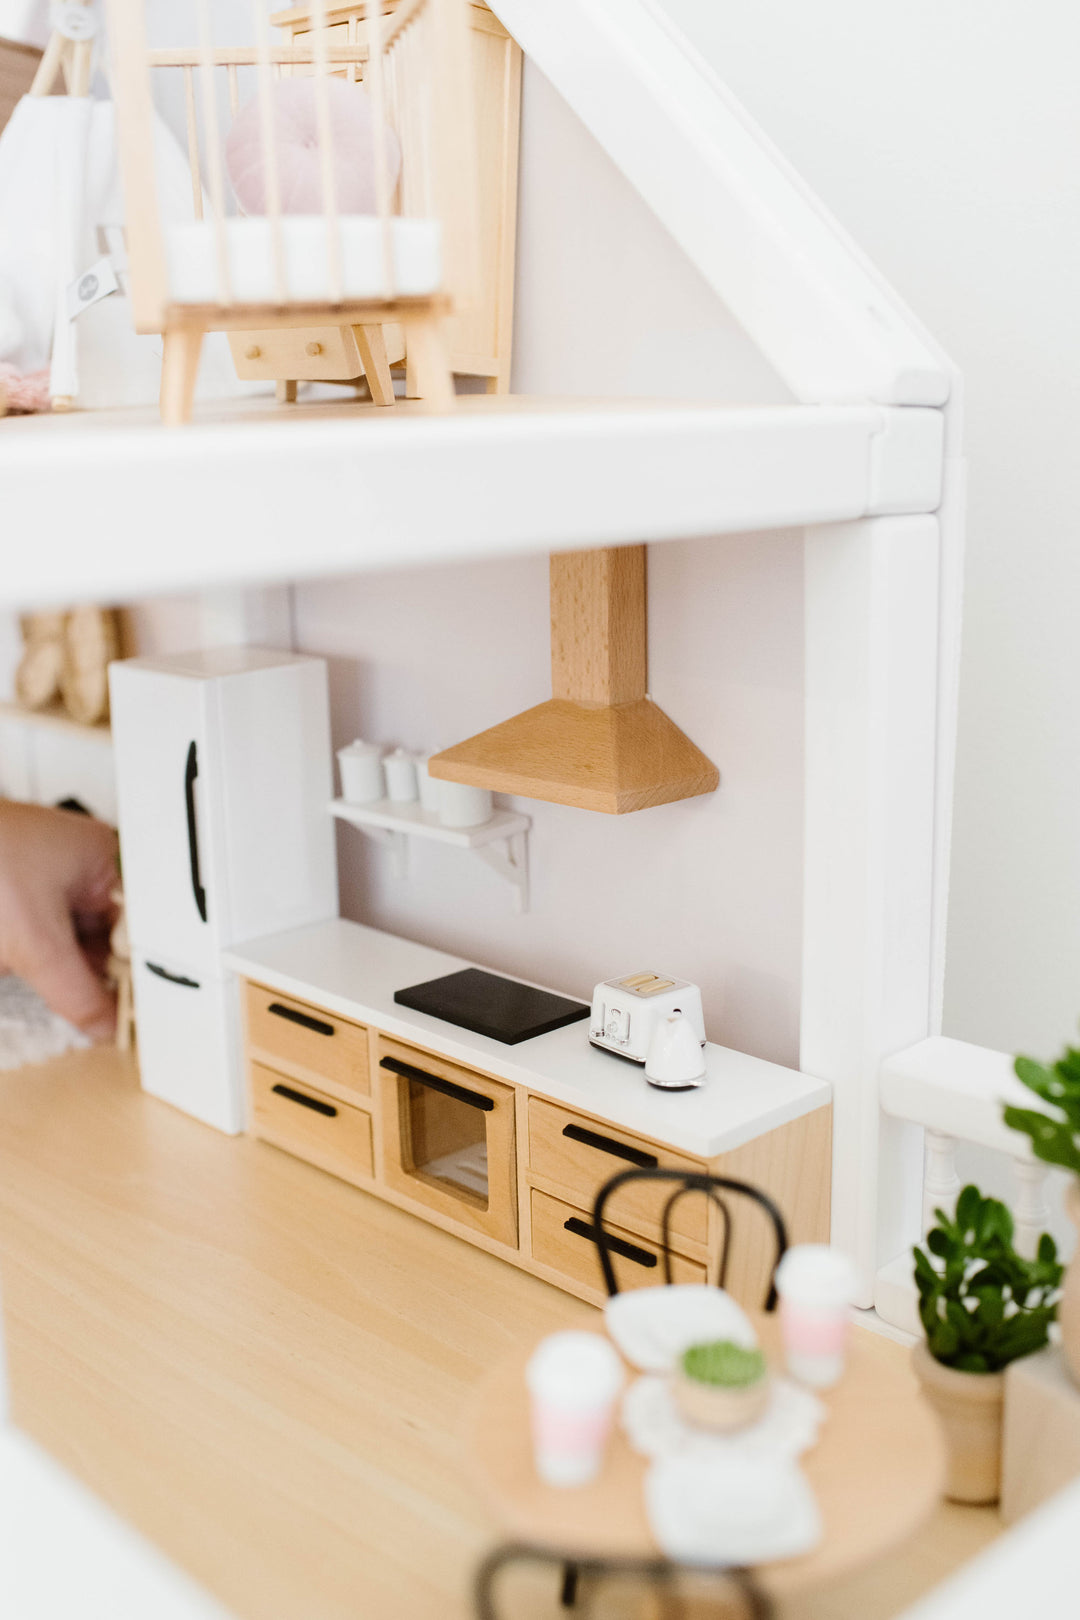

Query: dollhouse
[0,0,961,1322]
[0,0,1070,1612]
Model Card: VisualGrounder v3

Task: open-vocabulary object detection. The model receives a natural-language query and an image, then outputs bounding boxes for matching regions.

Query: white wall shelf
[330,797,531,912]
[0,700,117,823]
[0,396,942,611]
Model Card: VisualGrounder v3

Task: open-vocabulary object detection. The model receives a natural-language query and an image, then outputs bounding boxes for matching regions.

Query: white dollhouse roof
[0,0,951,608]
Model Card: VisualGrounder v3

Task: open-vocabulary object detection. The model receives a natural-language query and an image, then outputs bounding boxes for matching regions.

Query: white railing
[876,1036,1056,1333]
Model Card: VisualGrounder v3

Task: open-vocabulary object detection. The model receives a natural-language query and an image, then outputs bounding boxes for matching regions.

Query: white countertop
[223,919,830,1158]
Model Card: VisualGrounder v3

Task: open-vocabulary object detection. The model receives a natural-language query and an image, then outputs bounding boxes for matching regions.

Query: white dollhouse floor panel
[165,215,442,306]
[0,397,940,609]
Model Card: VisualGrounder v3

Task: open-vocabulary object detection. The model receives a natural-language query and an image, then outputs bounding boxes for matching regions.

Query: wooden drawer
[530,1188,705,1300]
[229,327,363,382]
[528,1097,706,1247]
[250,1061,374,1186]
[245,982,370,1102]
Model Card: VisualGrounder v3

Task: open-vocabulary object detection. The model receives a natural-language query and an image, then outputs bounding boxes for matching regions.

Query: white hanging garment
[0,93,241,406]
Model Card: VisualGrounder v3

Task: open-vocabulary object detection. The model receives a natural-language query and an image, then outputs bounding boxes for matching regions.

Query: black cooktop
[394,967,590,1045]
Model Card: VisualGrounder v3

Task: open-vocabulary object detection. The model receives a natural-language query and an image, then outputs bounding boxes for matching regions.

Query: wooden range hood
[428,547,719,814]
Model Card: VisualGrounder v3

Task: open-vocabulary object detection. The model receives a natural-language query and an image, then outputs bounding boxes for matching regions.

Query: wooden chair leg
[160,326,204,426]
[276,380,298,404]
[353,324,395,407]
[402,313,454,408]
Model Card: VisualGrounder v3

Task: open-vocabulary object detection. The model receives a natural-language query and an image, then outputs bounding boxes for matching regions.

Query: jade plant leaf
[912,1184,1063,1374]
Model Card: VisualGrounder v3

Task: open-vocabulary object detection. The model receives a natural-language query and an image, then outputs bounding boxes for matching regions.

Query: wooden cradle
[105,0,482,423]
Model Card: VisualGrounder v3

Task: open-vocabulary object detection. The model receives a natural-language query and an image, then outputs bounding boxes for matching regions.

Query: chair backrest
[104,0,477,327]
[590,1167,789,1311]
[474,1541,772,1620]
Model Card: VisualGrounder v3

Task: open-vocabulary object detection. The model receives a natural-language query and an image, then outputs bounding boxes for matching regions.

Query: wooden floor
[0,1048,999,1619]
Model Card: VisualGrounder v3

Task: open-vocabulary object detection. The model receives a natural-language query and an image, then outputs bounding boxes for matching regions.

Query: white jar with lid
[383,748,419,803]
[337,740,385,804]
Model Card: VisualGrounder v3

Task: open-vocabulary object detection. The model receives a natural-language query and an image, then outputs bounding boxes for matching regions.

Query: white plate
[622,1374,825,1462]
[644,1453,822,1566]
[605,1286,756,1373]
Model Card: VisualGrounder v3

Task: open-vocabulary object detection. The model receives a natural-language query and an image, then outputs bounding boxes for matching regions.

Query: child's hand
[0,801,120,1040]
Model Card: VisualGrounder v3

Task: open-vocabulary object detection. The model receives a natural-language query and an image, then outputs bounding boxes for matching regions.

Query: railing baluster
[1011,1158,1050,1260]
[922,1128,960,1235]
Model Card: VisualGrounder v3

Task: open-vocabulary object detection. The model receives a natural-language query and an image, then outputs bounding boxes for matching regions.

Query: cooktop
[394,967,590,1045]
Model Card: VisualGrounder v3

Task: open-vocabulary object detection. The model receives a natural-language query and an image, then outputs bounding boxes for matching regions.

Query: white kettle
[644,1011,707,1090]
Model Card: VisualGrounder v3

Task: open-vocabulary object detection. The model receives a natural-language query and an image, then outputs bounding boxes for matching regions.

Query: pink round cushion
[225,78,402,215]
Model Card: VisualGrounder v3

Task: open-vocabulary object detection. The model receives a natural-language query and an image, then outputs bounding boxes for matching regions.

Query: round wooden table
[466,1315,945,1602]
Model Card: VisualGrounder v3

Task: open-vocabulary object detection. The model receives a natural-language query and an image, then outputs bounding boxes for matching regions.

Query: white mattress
[164,215,441,306]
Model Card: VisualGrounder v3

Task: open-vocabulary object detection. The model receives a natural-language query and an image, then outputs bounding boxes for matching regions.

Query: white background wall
[654,0,1080,1064]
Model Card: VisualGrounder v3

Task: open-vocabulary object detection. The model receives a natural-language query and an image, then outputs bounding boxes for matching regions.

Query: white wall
[652,0,1080,1059]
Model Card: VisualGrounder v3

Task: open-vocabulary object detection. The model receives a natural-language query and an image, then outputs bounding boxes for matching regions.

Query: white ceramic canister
[337,740,385,804]
[525,1331,624,1488]
[383,748,419,803]
[438,778,493,829]
[415,752,444,815]
[774,1245,857,1390]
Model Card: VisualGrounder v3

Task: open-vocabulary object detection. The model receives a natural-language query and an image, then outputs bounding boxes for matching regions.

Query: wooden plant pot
[672,1368,771,1432]
[1058,1180,1080,1387]
[912,1343,1004,1505]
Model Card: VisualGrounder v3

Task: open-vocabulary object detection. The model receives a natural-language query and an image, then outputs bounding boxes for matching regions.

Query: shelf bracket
[472,831,530,914]
[349,822,409,879]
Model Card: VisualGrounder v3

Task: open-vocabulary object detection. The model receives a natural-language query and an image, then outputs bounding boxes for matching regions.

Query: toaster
[589,972,706,1063]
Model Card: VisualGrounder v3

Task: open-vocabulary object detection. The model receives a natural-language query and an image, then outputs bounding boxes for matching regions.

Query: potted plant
[673,1339,770,1432]
[1003,1036,1080,1382]
[912,1184,1061,1504]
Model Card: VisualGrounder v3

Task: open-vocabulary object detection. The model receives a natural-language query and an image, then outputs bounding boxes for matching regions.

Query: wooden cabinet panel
[250,1060,374,1185]
[530,1187,705,1301]
[245,981,370,1101]
[528,1097,706,1246]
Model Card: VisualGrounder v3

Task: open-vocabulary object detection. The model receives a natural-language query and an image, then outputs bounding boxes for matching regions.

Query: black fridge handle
[185,740,208,923]
[146,961,200,989]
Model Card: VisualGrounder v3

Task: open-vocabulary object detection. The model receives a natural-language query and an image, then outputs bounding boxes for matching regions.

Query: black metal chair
[590,1166,789,1308]
[553,1169,789,1616]
[474,1541,771,1620]
[473,1171,790,1619]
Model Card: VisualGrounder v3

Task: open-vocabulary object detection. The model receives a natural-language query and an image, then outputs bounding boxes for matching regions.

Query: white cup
[525,1331,624,1487]
[415,752,444,815]
[337,740,385,804]
[438,779,493,829]
[383,748,419,803]
[774,1245,857,1390]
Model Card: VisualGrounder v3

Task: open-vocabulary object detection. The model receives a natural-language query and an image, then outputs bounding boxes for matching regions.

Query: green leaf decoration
[1002,1107,1080,1174]
[912,1183,1063,1372]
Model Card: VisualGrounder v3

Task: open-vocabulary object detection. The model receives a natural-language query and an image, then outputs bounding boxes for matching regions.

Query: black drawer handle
[271,1083,337,1118]
[146,961,200,989]
[380,1055,495,1113]
[563,1216,657,1271]
[267,1002,335,1037]
[562,1122,658,1168]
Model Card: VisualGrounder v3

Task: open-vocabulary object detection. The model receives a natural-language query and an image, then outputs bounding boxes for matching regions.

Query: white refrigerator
[109,647,338,1133]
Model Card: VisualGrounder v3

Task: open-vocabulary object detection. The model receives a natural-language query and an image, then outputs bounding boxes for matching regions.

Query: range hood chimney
[428,546,719,814]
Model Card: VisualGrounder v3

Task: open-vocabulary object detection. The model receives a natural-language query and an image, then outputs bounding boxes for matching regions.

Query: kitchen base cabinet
[231,921,833,1311]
